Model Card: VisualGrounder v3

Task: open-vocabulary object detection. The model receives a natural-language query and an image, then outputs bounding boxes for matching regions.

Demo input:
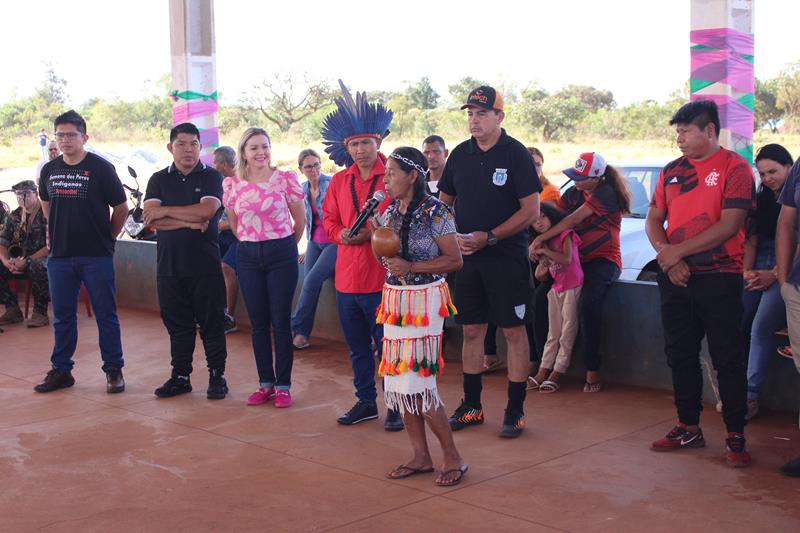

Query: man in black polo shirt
[438,86,541,438]
[143,122,228,399]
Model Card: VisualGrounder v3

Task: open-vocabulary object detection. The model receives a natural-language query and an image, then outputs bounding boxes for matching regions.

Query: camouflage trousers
[0,259,50,313]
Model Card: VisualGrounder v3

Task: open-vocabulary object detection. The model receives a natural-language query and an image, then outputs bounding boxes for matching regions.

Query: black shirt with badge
[39,152,127,258]
[437,128,541,258]
[145,162,224,277]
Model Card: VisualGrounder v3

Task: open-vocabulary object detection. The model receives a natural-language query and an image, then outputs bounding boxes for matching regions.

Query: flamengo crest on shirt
[492,168,508,186]
[704,170,720,187]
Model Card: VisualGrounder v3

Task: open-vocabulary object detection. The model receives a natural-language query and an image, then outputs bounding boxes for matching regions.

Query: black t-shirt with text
[145,162,224,277]
[39,152,126,257]
[437,129,541,258]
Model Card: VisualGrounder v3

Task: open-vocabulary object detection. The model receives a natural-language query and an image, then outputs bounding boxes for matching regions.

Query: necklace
[350,174,379,217]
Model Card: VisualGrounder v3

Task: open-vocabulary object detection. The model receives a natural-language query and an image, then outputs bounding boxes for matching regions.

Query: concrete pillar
[168,0,219,165]
[690,0,755,161]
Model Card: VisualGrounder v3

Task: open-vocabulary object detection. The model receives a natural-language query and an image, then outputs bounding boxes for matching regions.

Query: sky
[2,0,798,108]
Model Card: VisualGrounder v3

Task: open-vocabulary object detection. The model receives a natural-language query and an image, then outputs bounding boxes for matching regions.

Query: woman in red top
[532,152,630,392]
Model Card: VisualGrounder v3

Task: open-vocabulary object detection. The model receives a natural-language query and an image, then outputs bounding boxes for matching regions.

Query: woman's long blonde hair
[236,127,274,181]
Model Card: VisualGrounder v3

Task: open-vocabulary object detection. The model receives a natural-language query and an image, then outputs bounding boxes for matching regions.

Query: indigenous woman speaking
[374,147,468,487]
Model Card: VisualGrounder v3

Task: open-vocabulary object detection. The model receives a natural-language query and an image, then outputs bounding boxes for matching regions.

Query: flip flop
[293,338,310,350]
[386,465,435,479]
[435,464,469,487]
[583,381,602,393]
[778,345,793,359]
[526,377,542,390]
[539,380,560,394]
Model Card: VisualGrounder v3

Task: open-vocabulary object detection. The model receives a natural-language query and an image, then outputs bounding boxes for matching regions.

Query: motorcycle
[121,166,156,241]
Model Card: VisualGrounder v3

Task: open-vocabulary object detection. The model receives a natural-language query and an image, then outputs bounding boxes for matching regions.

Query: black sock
[507,381,527,414]
[463,373,483,409]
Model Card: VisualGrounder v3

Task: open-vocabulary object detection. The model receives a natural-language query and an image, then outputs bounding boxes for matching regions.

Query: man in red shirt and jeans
[646,100,754,467]
[321,82,401,430]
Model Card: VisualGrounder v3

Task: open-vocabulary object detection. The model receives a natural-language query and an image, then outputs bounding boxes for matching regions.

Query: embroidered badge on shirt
[492,168,508,186]
[704,170,720,187]
[514,304,526,319]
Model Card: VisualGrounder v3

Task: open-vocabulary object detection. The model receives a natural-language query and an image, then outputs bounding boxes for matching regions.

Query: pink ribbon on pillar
[172,100,220,124]
[689,94,753,139]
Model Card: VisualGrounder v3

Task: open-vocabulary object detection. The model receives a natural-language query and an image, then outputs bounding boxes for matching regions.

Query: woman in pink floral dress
[223,127,306,407]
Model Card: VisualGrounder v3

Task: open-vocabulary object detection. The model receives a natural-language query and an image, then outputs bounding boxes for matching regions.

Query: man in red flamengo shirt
[321,82,402,429]
[646,100,754,467]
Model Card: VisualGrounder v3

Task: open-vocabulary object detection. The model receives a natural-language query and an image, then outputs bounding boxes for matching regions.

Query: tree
[247,74,334,132]
[447,76,488,105]
[35,63,68,106]
[557,84,614,111]
[405,77,439,110]
[755,78,781,133]
[775,62,800,131]
[519,85,586,141]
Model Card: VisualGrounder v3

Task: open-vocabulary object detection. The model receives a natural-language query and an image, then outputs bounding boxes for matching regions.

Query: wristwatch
[486,231,498,246]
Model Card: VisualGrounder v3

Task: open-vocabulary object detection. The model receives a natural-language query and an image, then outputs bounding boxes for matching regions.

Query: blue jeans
[336,291,383,402]
[236,237,298,388]
[743,243,786,400]
[47,256,124,372]
[291,241,336,337]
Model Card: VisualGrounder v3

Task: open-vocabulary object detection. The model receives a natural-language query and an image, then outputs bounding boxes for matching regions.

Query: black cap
[460,86,504,111]
[12,180,37,192]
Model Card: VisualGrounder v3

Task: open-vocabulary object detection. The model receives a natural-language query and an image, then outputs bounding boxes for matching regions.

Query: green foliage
[519,84,586,141]
[557,84,615,111]
[775,61,800,132]
[405,77,439,110]
[756,78,781,133]
[447,77,488,106]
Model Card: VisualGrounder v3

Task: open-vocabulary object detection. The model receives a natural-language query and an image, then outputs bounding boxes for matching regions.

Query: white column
[169,0,219,165]
[690,0,755,161]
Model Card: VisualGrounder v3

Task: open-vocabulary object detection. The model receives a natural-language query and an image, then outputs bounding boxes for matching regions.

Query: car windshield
[618,166,662,218]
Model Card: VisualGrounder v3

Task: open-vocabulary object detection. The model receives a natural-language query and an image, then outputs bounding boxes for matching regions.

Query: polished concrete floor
[1,308,800,532]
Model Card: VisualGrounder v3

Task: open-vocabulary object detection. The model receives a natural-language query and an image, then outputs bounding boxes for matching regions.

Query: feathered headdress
[321,80,394,168]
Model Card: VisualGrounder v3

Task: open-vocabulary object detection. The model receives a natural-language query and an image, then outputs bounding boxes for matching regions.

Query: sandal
[386,464,434,479]
[539,380,560,394]
[778,345,793,360]
[292,335,310,350]
[583,381,602,393]
[435,464,469,487]
[526,376,542,390]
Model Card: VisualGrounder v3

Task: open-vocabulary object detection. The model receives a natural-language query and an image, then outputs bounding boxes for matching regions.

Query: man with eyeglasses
[34,140,61,190]
[0,180,50,328]
[35,110,129,394]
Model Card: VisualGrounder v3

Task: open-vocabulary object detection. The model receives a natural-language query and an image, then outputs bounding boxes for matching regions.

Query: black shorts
[453,254,534,328]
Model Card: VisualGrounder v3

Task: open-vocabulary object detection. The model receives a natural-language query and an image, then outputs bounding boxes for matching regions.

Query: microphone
[348,190,385,238]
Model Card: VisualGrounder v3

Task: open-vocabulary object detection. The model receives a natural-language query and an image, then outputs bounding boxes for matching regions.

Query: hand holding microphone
[349,190,385,238]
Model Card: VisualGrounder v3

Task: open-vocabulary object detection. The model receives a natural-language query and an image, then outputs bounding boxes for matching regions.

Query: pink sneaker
[274,389,292,408]
[247,387,275,406]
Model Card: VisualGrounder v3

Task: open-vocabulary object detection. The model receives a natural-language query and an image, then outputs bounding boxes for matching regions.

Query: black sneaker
[154,375,192,398]
[207,369,228,400]
[448,400,484,431]
[337,400,378,425]
[33,368,75,393]
[105,367,125,394]
[499,409,526,438]
[224,313,237,334]
[780,456,800,477]
[384,408,405,432]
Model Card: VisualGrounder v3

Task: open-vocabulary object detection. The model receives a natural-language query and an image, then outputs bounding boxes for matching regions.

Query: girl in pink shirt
[223,127,306,408]
[529,202,584,393]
